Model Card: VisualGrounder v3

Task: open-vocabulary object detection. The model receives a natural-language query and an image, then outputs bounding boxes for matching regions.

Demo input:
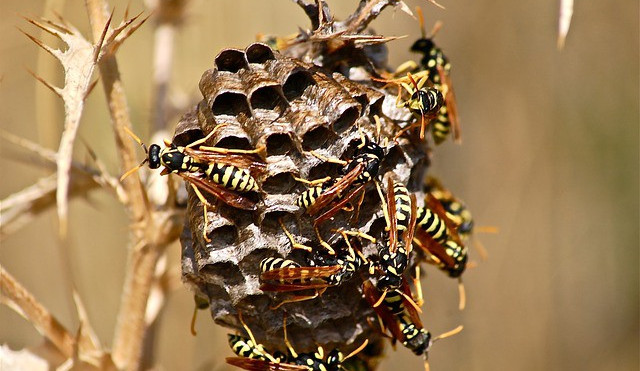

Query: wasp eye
[148,144,162,169]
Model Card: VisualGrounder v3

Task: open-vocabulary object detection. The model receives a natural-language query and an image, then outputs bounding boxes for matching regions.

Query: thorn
[48,12,74,34]
[94,10,114,63]
[24,67,63,97]
[84,79,99,100]
[22,16,63,39]
[18,28,58,59]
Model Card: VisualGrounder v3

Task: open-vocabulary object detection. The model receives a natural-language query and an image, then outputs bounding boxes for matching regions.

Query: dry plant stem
[151,23,175,133]
[0,173,100,239]
[557,0,573,49]
[0,265,74,359]
[84,1,158,370]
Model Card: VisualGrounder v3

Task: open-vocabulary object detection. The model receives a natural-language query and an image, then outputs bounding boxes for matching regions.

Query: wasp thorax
[148,144,162,169]
[160,146,189,172]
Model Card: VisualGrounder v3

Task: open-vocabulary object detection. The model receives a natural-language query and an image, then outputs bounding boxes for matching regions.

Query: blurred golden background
[1,0,638,370]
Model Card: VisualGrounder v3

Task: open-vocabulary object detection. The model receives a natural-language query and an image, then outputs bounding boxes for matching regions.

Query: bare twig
[557,0,573,49]
[22,15,100,237]
[84,2,164,370]
[0,265,74,359]
[339,0,413,34]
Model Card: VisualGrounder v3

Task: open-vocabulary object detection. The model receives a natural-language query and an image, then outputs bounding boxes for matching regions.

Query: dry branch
[22,15,105,237]
[0,265,74,359]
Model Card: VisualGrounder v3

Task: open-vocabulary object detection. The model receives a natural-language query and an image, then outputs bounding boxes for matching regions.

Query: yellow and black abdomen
[416,206,449,244]
[205,163,258,192]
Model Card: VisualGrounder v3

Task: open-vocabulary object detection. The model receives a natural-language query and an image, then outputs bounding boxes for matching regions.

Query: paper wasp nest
[179,39,429,356]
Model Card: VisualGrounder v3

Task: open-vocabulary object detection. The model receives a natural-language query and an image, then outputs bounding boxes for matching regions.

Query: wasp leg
[186,123,229,148]
[337,229,377,244]
[458,278,466,311]
[270,288,326,310]
[308,150,348,166]
[279,218,313,252]
[293,175,332,186]
[314,227,336,255]
[191,184,213,242]
[395,60,419,75]
[412,265,424,307]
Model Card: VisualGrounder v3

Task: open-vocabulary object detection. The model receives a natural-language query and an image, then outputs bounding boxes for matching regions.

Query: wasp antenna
[343,339,369,361]
[430,20,443,38]
[416,6,427,38]
[120,159,147,182]
[123,125,146,150]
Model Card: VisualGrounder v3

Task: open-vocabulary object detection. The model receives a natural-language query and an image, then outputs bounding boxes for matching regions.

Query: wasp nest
[180,1,433,362]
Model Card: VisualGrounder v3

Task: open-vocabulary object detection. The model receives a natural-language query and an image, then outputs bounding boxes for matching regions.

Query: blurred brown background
[1,0,638,370]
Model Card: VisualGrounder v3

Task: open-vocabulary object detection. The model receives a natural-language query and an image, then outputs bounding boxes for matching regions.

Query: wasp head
[325,349,343,370]
[404,328,432,356]
[148,144,162,169]
[410,38,435,54]
[376,275,402,292]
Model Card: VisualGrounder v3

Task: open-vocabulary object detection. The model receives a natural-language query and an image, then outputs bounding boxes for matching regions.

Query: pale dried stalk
[21,15,106,238]
[0,265,75,359]
[83,2,166,370]
[558,0,573,49]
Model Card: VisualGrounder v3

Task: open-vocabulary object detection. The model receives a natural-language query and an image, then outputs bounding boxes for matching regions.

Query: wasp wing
[184,147,267,178]
[425,194,463,245]
[363,281,405,342]
[226,357,307,371]
[437,65,461,142]
[306,162,364,216]
[260,265,342,292]
[313,184,366,226]
[386,178,398,253]
[181,172,256,211]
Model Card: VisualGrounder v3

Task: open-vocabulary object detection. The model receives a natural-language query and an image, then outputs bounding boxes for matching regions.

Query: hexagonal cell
[215,49,248,72]
[205,224,239,249]
[265,133,295,156]
[331,106,359,134]
[211,92,251,117]
[283,69,316,101]
[261,172,298,194]
[246,43,276,64]
[249,85,286,111]
[302,125,333,150]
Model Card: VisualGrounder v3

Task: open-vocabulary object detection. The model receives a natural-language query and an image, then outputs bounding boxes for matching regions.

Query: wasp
[227,312,368,371]
[297,127,386,227]
[260,230,374,307]
[423,176,473,240]
[374,178,417,293]
[407,6,460,144]
[411,188,469,309]
[363,280,462,371]
[372,71,443,141]
[121,124,266,241]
